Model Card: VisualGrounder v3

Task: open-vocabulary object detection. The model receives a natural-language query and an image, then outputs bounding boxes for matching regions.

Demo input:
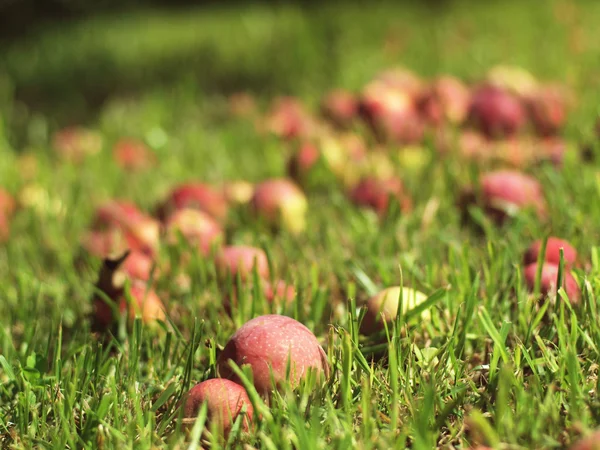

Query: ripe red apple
[264,97,316,140]
[92,201,160,257]
[524,237,577,268]
[118,250,156,283]
[523,262,580,304]
[157,183,229,222]
[0,189,15,243]
[526,85,568,136]
[251,179,308,234]
[165,208,224,256]
[113,138,156,170]
[349,176,412,216]
[52,126,103,162]
[222,181,255,206]
[321,89,358,128]
[360,286,429,335]
[215,246,270,281]
[468,85,527,139]
[479,170,546,222]
[569,431,600,450]
[418,76,471,125]
[287,141,321,184]
[182,379,254,437]
[217,314,329,396]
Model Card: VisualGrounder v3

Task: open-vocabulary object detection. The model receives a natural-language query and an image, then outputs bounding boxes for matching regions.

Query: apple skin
[468,85,527,139]
[524,237,577,268]
[523,262,580,304]
[157,183,229,222]
[321,89,358,128]
[360,286,429,335]
[418,76,471,125]
[182,378,254,437]
[569,431,600,450]
[526,85,568,136]
[0,189,15,243]
[52,126,102,162]
[349,176,412,217]
[287,141,321,184]
[165,208,224,256]
[251,179,308,235]
[215,246,270,282]
[486,65,538,98]
[217,314,329,396]
[479,170,546,222]
[222,181,255,206]
[264,96,315,140]
[93,201,160,257]
[113,138,156,170]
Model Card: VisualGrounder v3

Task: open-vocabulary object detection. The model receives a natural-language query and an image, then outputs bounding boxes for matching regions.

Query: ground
[1,0,600,448]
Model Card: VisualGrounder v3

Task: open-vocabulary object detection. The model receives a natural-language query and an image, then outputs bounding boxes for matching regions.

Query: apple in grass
[468,85,527,139]
[526,84,569,136]
[182,379,254,437]
[0,189,16,243]
[359,286,429,335]
[223,279,296,316]
[524,237,577,268]
[217,314,329,397]
[569,431,600,450]
[222,181,255,206]
[52,126,103,162]
[418,76,471,126]
[264,96,317,140]
[523,262,580,304]
[251,179,308,235]
[477,170,547,223]
[321,89,358,128]
[165,208,224,256]
[215,245,270,282]
[349,176,412,217]
[113,138,156,170]
[157,183,229,222]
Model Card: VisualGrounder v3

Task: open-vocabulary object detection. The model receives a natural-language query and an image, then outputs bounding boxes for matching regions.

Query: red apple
[468,85,527,139]
[419,76,471,125]
[52,126,102,162]
[569,431,600,450]
[0,189,15,243]
[287,141,321,183]
[157,183,229,222]
[182,379,254,437]
[479,170,546,222]
[165,208,224,256]
[217,314,329,396]
[321,89,358,128]
[526,85,568,136]
[215,246,269,281]
[523,262,580,304]
[524,237,577,268]
[264,97,316,140]
[113,138,156,170]
[251,179,308,234]
[360,286,429,335]
[349,176,412,216]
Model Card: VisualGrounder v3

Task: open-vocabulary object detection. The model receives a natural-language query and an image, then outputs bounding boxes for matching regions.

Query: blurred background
[1,0,600,149]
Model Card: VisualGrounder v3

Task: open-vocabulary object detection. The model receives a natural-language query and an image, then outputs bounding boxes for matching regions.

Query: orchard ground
[2,0,600,448]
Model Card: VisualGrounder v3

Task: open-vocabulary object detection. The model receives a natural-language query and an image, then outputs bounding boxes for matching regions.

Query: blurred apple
[165,208,224,255]
[321,89,358,128]
[468,85,527,139]
[222,180,255,206]
[251,179,308,234]
[52,126,103,162]
[157,182,229,222]
[486,65,538,98]
[264,96,316,140]
[113,138,156,170]
[419,76,471,125]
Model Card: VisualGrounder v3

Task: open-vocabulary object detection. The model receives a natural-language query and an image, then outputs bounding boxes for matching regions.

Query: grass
[2,0,600,448]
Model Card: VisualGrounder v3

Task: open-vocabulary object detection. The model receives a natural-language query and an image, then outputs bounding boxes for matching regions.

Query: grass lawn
[2,0,600,448]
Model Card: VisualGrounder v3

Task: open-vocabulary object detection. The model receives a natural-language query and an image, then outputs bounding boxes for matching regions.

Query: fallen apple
[468,85,527,139]
[157,183,229,222]
[215,245,270,282]
[418,76,471,125]
[165,208,224,256]
[523,262,580,304]
[360,286,429,335]
[321,89,358,128]
[524,237,577,268]
[113,138,156,170]
[52,126,103,162]
[222,181,255,206]
[349,176,412,217]
[251,179,308,234]
[182,378,254,437]
[217,314,329,396]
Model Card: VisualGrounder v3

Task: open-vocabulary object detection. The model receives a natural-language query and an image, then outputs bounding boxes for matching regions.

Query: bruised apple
[468,85,526,139]
[182,379,253,437]
[165,208,224,256]
[217,314,329,396]
[569,431,600,450]
[113,138,156,170]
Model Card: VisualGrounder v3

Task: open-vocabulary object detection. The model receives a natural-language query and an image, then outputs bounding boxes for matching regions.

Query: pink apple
[526,85,569,136]
[251,179,308,234]
[468,85,527,139]
[524,237,577,268]
[418,76,471,125]
[215,245,270,281]
[264,97,316,140]
[479,170,546,222]
[113,138,156,170]
[217,314,329,396]
[182,378,254,437]
[165,208,224,256]
[523,262,580,304]
[569,431,600,450]
[349,176,412,216]
[321,89,358,128]
[222,181,255,206]
[287,141,321,183]
[157,183,229,222]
